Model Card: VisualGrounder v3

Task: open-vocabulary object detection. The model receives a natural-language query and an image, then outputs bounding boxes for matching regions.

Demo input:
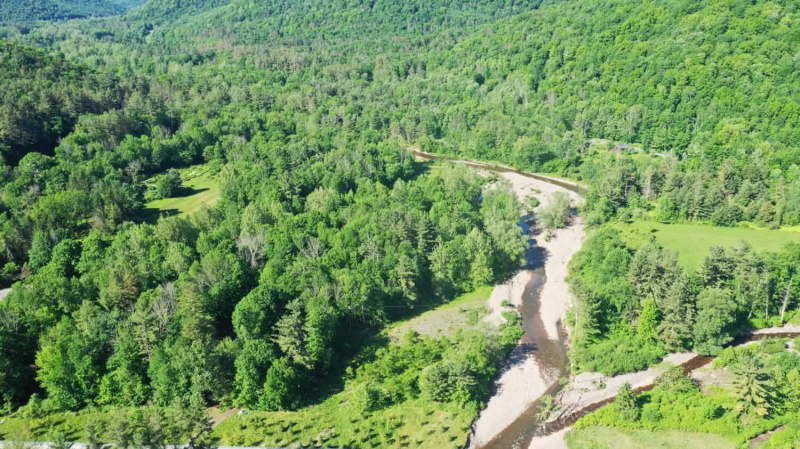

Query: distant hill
[133,0,232,21]
[137,0,547,41]
[0,0,125,23]
[108,0,149,9]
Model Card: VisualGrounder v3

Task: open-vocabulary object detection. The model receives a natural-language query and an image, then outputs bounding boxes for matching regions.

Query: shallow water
[411,149,574,449]
[477,231,569,449]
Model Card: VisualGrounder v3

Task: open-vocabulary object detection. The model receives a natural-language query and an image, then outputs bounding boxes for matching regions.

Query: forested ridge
[0,0,799,446]
[0,0,126,23]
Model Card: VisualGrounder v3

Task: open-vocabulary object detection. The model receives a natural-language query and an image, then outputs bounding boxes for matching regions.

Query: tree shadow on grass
[300,323,389,407]
[138,207,181,224]
[138,186,211,223]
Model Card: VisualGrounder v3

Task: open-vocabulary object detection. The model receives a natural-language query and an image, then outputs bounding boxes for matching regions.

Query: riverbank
[531,325,800,448]
[410,146,586,448]
[466,163,585,448]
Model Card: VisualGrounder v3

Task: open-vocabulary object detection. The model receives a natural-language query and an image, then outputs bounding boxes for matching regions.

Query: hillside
[132,0,233,21]
[134,0,547,35]
[0,40,123,162]
[0,0,125,23]
[0,0,799,448]
[108,0,148,8]
[126,0,800,228]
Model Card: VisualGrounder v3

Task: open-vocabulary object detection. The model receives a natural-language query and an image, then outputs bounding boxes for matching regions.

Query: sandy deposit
[470,169,585,447]
[549,352,697,423]
[528,428,569,449]
[536,325,800,448]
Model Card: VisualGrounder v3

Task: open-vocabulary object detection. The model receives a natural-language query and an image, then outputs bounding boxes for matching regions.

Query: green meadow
[611,221,800,268]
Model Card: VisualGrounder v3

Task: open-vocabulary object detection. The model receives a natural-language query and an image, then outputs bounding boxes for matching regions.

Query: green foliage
[147,169,183,201]
[730,355,776,418]
[2,0,800,438]
[259,357,301,411]
[0,0,124,23]
[615,382,640,422]
[171,392,218,449]
[577,339,800,445]
[539,191,573,230]
[34,305,112,411]
[693,288,737,355]
[655,365,695,394]
[761,421,800,449]
[574,328,666,376]
[636,300,659,344]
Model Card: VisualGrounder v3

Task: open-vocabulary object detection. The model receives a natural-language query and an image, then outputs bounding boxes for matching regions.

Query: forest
[0,0,134,24]
[0,0,799,447]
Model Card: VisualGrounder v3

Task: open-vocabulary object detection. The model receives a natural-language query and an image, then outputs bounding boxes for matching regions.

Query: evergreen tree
[615,382,639,421]
[731,355,775,418]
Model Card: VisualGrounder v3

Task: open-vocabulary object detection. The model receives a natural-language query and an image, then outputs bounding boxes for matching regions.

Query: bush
[146,169,182,200]
[539,191,573,230]
[575,331,666,376]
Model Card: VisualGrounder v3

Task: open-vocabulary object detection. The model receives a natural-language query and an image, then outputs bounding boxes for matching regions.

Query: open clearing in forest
[565,426,737,449]
[212,397,473,448]
[144,165,220,218]
[612,221,800,268]
[386,286,493,341]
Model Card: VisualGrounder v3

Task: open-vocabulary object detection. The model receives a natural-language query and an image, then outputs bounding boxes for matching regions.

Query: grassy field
[144,165,220,218]
[611,221,800,268]
[213,397,473,448]
[386,286,493,341]
[565,427,737,449]
[0,393,475,449]
[0,410,126,442]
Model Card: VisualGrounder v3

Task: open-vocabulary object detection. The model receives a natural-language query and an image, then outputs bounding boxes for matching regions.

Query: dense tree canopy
[0,0,798,432]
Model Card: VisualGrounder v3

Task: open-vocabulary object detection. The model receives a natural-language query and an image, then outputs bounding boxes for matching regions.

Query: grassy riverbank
[566,427,736,449]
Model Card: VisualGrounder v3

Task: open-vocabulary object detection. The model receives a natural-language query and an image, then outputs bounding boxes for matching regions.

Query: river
[409,147,584,449]
[409,147,800,449]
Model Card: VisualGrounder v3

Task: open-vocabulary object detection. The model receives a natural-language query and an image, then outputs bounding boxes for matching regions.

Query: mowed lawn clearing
[565,426,737,449]
[144,165,220,217]
[612,221,800,268]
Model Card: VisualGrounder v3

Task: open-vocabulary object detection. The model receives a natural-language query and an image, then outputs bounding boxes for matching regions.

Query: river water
[412,148,800,449]
[411,148,576,449]
[477,222,570,449]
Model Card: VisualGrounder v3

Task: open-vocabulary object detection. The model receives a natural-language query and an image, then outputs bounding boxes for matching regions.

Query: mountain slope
[0,40,123,162]
[137,0,547,40]
[133,0,232,21]
[0,0,125,23]
[108,0,149,8]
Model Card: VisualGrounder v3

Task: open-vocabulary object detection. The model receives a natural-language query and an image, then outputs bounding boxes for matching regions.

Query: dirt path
[208,406,240,428]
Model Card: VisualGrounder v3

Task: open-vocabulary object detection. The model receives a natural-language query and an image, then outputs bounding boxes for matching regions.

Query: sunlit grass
[144,165,220,217]
[565,427,737,449]
[612,220,800,268]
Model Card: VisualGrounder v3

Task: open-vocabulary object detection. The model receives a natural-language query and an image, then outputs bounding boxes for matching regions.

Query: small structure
[609,143,630,154]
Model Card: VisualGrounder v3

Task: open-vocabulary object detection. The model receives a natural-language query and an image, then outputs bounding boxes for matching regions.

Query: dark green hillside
[108,0,148,8]
[0,0,124,23]
[0,40,123,162]
[136,0,546,41]
[133,0,233,21]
